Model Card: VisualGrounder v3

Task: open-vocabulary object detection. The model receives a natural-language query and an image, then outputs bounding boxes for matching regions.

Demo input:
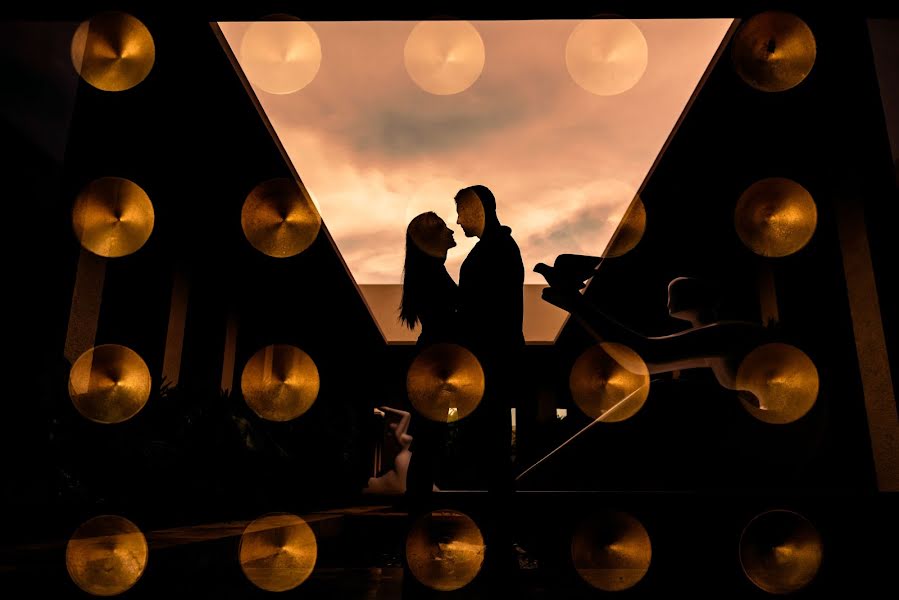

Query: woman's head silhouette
[400,212,456,329]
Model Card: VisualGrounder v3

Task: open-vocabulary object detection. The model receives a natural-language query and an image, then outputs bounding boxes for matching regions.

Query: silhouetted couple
[400,185,524,591]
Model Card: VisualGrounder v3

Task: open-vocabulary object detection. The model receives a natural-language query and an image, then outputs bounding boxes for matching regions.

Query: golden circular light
[68,345,152,424]
[735,178,817,258]
[732,11,816,92]
[239,513,318,592]
[406,509,485,591]
[571,512,651,591]
[66,515,148,596]
[241,345,320,422]
[406,343,485,422]
[740,510,823,594]
[569,342,650,422]
[70,11,155,92]
[238,21,322,95]
[404,20,485,95]
[737,343,819,424]
[72,177,155,258]
[566,18,649,96]
[241,178,321,258]
[603,195,646,258]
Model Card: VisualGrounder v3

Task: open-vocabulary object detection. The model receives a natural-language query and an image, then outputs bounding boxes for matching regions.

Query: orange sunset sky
[220,19,733,342]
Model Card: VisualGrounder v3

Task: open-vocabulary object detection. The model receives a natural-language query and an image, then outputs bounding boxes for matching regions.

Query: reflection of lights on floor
[556,408,568,419]
[447,407,459,421]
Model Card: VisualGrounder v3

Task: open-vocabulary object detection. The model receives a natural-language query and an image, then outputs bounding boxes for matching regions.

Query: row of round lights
[66,11,821,427]
[242,10,818,99]
[67,342,321,424]
[239,18,651,97]
[69,11,653,98]
[67,337,817,426]
[69,10,816,98]
[730,13,819,256]
[71,176,320,260]
[65,508,823,595]
[70,173,816,265]
[410,340,819,426]
[68,11,818,263]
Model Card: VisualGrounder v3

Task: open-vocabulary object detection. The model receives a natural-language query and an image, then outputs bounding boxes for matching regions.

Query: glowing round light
[71,11,155,92]
[406,343,485,422]
[68,344,152,424]
[603,195,646,258]
[404,21,485,95]
[72,177,155,258]
[241,345,320,422]
[732,11,816,92]
[735,178,817,258]
[66,515,148,596]
[569,342,650,422]
[241,178,321,258]
[406,509,485,591]
[737,343,819,424]
[566,19,649,96]
[240,513,317,592]
[239,21,322,95]
[740,510,823,594]
[572,511,651,591]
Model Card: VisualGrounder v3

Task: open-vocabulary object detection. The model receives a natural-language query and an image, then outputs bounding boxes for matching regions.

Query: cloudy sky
[220,19,731,341]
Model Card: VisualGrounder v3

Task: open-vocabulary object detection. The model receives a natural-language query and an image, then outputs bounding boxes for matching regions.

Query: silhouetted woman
[399,212,458,505]
[399,211,459,347]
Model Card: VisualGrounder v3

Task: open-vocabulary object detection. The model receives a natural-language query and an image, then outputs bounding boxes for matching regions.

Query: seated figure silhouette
[538,265,769,407]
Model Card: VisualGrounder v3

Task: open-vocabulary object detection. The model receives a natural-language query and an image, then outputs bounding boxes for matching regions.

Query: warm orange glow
[241,178,321,258]
[735,178,817,257]
[238,21,322,95]
[239,514,317,592]
[571,512,652,591]
[68,344,152,424]
[603,195,646,258]
[220,20,731,342]
[732,11,816,92]
[566,19,649,96]
[569,342,650,422]
[66,515,148,596]
[72,177,154,258]
[240,344,320,421]
[406,343,484,422]
[71,11,155,92]
[406,510,485,591]
[404,21,486,95]
[737,343,819,424]
[740,510,823,594]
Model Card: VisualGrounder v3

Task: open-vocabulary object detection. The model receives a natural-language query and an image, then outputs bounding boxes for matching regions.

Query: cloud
[220,18,732,332]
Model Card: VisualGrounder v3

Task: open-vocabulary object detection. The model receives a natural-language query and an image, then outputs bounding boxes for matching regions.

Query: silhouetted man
[454,184,524,588]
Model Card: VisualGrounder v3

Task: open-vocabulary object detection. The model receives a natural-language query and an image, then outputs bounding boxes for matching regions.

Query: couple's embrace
[400,184,525,501]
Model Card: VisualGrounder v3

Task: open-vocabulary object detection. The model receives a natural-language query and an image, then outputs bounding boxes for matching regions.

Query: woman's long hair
[400,212,445,330]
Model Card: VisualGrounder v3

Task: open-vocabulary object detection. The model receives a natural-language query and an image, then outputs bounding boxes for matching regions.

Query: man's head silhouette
[454,185,498,238]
